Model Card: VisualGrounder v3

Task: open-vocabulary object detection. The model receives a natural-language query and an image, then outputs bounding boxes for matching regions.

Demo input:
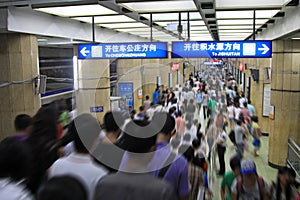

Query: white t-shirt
[235,108,241,120]
[239,97,247,108]
[227,105,235,118]
[231,178,269,200]
[49,153,108,200]
[146,107,155,120]
[217,130,227,147]
[0,179,33,200]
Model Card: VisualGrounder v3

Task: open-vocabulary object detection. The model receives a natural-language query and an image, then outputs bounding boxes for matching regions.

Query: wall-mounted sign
[78,42,168,59]
[118,82,134,108]
[203,59,223,65]
[90,106,104,113]
[263,83,272,117]
[138,89,143,99]
[171,41,272,58]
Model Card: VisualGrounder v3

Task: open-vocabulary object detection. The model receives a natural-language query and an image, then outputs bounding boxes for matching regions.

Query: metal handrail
[288,138,300,152]
[287,137,299,178]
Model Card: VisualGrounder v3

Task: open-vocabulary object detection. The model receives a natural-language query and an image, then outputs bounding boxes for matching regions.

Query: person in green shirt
[208,96,217,119]
[220,155,241,200]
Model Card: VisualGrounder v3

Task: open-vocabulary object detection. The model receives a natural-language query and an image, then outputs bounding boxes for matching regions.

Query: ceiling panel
[216,0,285,9]
[72,15,135,24]
[218,25,255,29]
[120,0,197,13]
[217,19,268,25]
[218,29,253,33]
[141,12,201,21]
[99,22,148,29]
[216,10,279,19]
[35,4,117,17]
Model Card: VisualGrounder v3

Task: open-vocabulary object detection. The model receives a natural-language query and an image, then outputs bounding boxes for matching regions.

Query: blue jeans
[237,143,244,156]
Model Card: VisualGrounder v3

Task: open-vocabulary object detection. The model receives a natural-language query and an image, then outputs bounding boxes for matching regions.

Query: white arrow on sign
[258,44,270,54]
[80,47,90,57]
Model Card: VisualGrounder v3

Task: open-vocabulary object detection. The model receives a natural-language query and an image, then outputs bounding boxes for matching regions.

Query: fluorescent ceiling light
[190,21,205,26]
[256,10,280,18]
[219,32,251,35]
[35,5,117,17]
[216,10,279,19]
[218,29,253,33]
[115,28,152,32]
[99,22,148,29]
[190,26,208,31]
[73,15,135,24]
[121,1,197,12]
[218,25,254,29]
[141,12,201,21]
[216,0,285,9]
[292,38,300,40]
[217,19,267,25]
[217,11,254,19]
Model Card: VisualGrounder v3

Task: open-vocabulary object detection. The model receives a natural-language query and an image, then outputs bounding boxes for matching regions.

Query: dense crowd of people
[0,66,299,200]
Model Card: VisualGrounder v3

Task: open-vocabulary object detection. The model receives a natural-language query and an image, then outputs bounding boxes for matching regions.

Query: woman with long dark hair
[26,105,60,194]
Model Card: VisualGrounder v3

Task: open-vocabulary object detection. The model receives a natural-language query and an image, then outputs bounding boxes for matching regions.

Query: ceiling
[2,0,299,45]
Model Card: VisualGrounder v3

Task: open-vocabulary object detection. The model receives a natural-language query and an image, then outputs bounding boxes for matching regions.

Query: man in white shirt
[49,114,107,200]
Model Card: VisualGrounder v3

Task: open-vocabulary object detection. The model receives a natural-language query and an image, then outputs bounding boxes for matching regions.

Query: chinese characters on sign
[172,41,272,58]
[78,42,167,59]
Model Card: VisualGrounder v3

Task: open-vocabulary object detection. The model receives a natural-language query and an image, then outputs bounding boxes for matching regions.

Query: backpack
[236,176,265,199]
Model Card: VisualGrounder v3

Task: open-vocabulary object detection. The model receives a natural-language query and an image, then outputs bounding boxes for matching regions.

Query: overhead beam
[4,7,148,43]
[98,0,180,39]
[193,0,219,41]
[0,0,99,8]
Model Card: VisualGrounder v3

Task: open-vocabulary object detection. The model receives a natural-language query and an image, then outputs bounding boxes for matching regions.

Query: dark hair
[169,107,176,114]
[37,176,87,200]
[154,113,175,136]
[251,116,258,123]
[276,167,292,200]
[28,106,58,142]
[14,114,32,131]
[139,106,144,112]
[122,120,157,153]
[243,101,248,108]
[145,95,149,100]
[72,114,101,153]
[177,110,182,117]
[103,111,124,132]
[236,120,242,126]
[25,105,60,193]
[179,146,194,161]
[192,139,200,148]
[0,137,30,182]
[229,155,241,171]
[248,100,251,104]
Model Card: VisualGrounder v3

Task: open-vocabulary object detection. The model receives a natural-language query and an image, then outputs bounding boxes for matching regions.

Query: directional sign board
[172,41,272,58]
[90,106,104,113]
[78,42,168,59]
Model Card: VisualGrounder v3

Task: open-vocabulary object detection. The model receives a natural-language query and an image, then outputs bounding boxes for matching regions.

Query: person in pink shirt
[176,111,186,137]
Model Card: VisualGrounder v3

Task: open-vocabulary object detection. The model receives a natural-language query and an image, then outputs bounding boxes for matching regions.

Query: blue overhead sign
[90,106,104,113]
[78,42,168,59]
[172,41,272,58]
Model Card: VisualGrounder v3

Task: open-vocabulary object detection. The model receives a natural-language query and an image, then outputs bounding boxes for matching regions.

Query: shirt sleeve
[221,174,227,189]
[204,172,208,188]
[179,160,190,196]
[231,179,238,194]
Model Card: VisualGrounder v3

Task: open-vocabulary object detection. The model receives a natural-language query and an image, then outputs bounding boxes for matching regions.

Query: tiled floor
[195,110,278,199]
[209,134,278,199]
